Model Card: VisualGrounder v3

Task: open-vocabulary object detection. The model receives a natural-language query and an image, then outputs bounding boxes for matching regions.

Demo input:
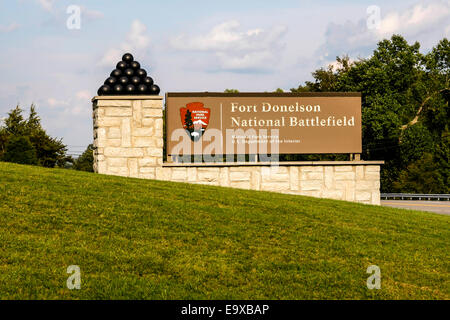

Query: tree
[224,89,239,93]
[29,129,69,168]
[2,135,38,165]
[3,106,26,136]
[73,144,94,172]
[289,35,449,192]
[291,55,353,93]
[1,106,27,158]
[184,109,193,130]
[0,105,71,168]
[393,153,448,193]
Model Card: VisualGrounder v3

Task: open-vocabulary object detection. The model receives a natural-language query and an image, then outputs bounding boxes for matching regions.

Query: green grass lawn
[0,162,448,299]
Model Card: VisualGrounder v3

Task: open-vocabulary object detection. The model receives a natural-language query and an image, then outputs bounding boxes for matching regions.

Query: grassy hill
[0,162,448,300]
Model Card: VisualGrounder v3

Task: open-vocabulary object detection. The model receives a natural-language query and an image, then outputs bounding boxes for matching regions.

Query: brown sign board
[166,93,362,155]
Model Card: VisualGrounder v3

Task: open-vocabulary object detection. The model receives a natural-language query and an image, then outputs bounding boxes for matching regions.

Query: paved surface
[381,200,450,215]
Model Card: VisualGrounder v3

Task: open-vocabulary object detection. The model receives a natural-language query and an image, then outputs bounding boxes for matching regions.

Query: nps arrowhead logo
[180,102,211,142]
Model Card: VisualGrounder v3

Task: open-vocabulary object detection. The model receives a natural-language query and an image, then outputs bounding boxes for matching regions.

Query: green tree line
[0,106,93,171]
[289,35,449,193]
[0,105,70,167]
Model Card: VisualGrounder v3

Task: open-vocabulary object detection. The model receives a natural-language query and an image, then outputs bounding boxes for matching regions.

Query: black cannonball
[131,76,141,85]
[136,69,147,78]
[130,61,140,70]
[142,76,153,86]
[114,84,124,94]
[149,84,160,95]
[104,77,117,86]
[137,84,148,94]
[124,68,134,77]
[125,84,136,94]
[122,53,134,63]
[119,76,129,85]
[110,69,122,78]
[116,61,127,70]
[98,84,112,96]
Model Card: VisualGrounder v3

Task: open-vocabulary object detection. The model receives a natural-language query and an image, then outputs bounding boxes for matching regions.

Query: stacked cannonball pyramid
[97,53,160,96]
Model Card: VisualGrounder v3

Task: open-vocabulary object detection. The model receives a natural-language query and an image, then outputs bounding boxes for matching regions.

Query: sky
[0,0,448,156]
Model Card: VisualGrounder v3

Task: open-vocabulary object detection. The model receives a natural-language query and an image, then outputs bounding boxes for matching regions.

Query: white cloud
[328,57,355,71]
[99,20,150,67]
[124,20,150,50]
[75,90,91,101]
[46,90,91,116]
[70,91,92,115]
[375,1,450,38]
[47,98,68,108]
[37,0,54,12]
[0,23,20,33]
[69,103,88,116]
[172,21,265,51]
[170,20,287,72]
[317,0,450,65]
[34,1,103,26]
[81,7,104,21]
[47,98,69,108]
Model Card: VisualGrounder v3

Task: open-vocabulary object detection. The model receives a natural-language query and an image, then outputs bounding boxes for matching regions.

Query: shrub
[2,135,38,165]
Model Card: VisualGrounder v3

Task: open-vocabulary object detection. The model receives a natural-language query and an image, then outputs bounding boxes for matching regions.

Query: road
[381,200,450,215]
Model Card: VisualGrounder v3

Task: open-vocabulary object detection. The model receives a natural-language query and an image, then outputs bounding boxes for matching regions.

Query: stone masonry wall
[157,165,381,205]
[93,97,382,205]
[93,96,164,178]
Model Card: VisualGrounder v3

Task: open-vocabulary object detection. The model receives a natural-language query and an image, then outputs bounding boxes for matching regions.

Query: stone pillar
[92,96,163,179]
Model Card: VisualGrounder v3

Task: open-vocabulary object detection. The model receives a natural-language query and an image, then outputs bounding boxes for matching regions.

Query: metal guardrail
[381,193,450,201]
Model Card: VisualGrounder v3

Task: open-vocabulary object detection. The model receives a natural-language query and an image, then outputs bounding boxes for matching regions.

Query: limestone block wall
[157,164,381,205]
[92,96,164,178]
[92,97,383,205]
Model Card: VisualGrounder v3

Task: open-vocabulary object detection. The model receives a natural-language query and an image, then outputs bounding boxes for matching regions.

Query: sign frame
[165,92,362,156]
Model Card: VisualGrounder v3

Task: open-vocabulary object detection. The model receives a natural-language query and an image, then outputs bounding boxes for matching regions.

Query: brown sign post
[166,92,362,156]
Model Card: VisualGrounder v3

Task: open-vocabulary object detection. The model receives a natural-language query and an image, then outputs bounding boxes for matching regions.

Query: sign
[166,93,362,155]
